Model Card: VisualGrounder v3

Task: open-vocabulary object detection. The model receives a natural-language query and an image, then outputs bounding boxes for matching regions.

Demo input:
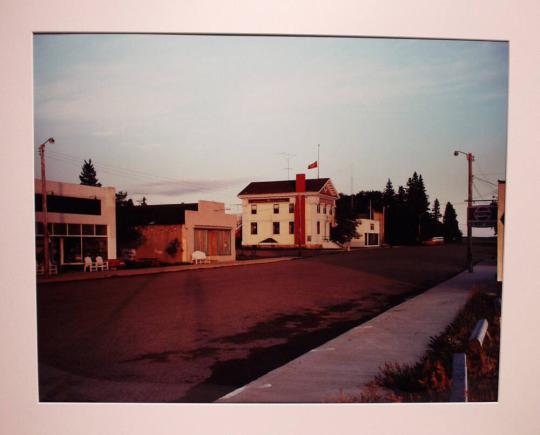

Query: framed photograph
[2,1,540,434]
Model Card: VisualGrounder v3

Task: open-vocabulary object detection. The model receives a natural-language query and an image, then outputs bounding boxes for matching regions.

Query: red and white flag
[307,161,318,169]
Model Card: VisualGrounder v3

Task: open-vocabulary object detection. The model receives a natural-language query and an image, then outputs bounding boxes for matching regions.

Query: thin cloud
[127,177,251,197]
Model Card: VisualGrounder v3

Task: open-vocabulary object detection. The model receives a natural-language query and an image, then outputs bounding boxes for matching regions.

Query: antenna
[278,152,296,180]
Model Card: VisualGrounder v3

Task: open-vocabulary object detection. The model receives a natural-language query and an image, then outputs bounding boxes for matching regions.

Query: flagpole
[317,144,320,179]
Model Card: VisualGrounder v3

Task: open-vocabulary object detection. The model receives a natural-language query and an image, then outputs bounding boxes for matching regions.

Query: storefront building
[131,200,236,263]
[35,179,117,267]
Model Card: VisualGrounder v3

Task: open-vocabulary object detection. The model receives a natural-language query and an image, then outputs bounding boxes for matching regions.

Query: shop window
[96,225,107,236]
[53,223,67,235]
[83,237,108,260]
[68,224,81,235]
[64,237,82,263]
[273,222,280,234]
[82,224,95,236]
[36,222,43,235]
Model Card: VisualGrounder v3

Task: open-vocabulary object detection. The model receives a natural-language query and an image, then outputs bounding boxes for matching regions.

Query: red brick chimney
[294,174,306,246]
[295,173,306,192]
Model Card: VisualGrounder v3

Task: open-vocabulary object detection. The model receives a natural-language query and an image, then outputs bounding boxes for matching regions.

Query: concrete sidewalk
[37,256,297,284]
[218,264,496,403]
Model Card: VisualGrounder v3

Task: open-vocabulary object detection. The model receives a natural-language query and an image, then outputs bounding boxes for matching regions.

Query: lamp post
[39,137,55,278]
[454,150,474,272]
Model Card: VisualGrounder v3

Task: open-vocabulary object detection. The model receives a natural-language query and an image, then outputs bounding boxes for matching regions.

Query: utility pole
[454,150,474,273]
[39,138,55,278]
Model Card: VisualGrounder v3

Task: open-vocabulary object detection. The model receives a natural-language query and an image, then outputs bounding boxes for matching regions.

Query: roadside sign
[468,204,497,228]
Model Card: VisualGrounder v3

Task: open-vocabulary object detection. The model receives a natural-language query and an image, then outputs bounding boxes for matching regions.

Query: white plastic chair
[96,256,109,271]
[191,250,209,264]
[84,256,95,272]
[49,262,58,275]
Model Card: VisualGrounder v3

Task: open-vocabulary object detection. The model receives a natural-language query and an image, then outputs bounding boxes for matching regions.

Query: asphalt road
[37,240,496,402]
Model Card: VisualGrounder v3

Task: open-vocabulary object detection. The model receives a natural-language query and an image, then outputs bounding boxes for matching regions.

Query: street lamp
[454,149,474,273]
[39,137,55,278]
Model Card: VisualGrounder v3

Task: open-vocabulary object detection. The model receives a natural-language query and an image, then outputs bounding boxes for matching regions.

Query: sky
[33,34,508,233]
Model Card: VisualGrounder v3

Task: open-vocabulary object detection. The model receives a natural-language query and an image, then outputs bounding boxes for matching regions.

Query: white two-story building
[238,174,339,248]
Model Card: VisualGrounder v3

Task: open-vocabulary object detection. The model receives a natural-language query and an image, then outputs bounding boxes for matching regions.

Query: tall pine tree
[443,202,462,242]
[382,179,396,206]
[432,198,442,221]
[79,159,101,186]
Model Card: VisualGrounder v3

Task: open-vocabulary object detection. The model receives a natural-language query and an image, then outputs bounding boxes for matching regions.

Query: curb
[36,256,298,284]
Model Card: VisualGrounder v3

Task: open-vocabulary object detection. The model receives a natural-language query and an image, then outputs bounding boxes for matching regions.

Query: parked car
[422,236,444,246]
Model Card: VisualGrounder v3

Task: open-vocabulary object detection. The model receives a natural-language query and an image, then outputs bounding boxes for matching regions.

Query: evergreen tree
[443,202,462,242]
[397,185,406,202]
[432,198,442,221]
[137,196,148,206]
[382,179,396,207]
[79,159,101,186]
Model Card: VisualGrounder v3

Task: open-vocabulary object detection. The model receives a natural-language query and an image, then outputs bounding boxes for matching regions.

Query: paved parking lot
[37,240,496,402]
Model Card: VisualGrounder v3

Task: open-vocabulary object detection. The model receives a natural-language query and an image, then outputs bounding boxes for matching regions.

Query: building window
[95,224,107,236]
[289,222,294,234]
[68,223,81,235]
[370,223,375,231]
[83,237,108,259]
[273,203,279,214]
[273,222,280,234]
[317,221,320,234]
[289,203,294,213]
[330,207,333,215]
[53,223,67,235]
[251,204,257,215]
[323,205,327,214]
[251,222,258,235]
[64,237,82,263]
[82,224,95,236]
[317,204,321,213]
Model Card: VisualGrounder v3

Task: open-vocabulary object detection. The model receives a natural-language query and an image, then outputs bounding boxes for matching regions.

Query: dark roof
[129,203,198,225]
[238,178,330,196]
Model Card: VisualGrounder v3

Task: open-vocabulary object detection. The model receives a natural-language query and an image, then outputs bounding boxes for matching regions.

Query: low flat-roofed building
[238,173,339,248]
[131,200,236,263]
[34,179,117,267]
[350,218,381,248]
